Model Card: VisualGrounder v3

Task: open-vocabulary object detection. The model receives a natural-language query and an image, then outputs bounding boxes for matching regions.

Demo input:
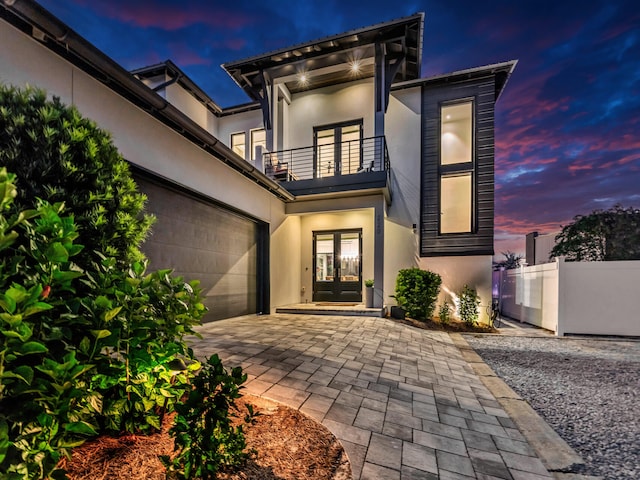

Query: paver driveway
[189,314,553,480]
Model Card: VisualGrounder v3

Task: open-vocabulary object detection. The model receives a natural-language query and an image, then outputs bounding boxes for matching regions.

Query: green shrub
[394,268,441,321]
[162,354,256,480]
[0,85,154,270]
[459,285,481,326]
[0,168,97,480]
[438,301,451,325]
[85,259,205,434]
[0,86,248,480]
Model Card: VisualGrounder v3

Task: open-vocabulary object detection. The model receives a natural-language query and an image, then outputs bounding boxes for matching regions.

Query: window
[250,129,266,161]
[230,132,246,160]
[440,101,474,234]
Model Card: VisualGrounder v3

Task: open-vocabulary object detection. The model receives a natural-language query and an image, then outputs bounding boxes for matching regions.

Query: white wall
[499,263,559,331]
[383,220,419,304]
[165,82,219,136]
[419,255,493,324]
[500,260,640,337]
[559,260,640,336]
[288,79,374,150]
[0,19,301,311]
[536,232,559,264]
[270,215,302,310]
[298,210,374,304]
[386,87,422,228]
[217,109,263,161]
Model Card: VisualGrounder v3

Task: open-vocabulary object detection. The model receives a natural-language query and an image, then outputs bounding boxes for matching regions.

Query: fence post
[555,256,565,337]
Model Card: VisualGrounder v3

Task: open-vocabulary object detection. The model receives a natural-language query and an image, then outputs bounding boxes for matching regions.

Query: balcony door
[314,120,362,178]
[313,230,362,303]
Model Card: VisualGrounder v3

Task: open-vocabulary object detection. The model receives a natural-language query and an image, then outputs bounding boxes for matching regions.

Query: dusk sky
[37,0,640,256]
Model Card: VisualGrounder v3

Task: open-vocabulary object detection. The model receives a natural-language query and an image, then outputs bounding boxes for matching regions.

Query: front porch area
[275,303,386,317]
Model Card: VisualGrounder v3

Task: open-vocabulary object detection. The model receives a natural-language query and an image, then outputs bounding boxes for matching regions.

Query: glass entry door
[313,230,362,302]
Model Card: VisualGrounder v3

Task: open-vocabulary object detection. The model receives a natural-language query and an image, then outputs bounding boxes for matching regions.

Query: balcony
[263,136,391,200]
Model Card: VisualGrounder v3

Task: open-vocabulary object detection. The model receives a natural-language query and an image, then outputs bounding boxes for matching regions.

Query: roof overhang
[391,60,518,101]
[222,13,424,101]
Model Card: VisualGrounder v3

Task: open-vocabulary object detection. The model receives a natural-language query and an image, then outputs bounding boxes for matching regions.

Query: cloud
[70,0,256,30]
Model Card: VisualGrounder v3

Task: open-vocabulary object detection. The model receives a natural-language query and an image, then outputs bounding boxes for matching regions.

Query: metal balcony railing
[263,136,389,182]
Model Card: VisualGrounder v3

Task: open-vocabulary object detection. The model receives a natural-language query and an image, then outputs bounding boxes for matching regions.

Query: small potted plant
[364,279,374,308]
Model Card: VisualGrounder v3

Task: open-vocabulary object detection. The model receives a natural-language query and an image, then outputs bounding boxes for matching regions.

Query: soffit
[222,13,424,101]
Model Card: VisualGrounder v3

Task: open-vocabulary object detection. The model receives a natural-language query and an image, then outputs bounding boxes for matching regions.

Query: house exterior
[0,3,516,322]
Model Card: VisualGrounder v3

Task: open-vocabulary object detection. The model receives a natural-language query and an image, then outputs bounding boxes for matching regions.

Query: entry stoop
[275,303,387,317]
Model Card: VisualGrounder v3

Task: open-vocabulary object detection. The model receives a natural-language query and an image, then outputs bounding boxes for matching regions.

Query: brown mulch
[390,315,497,333]
[60,395,351,480]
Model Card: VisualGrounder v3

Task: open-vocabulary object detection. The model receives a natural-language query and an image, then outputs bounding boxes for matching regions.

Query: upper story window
[440,100,474,234]
[230,132,246,160]
[250,128,266,161]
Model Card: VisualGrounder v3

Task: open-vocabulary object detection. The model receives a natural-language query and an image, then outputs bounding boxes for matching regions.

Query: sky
[37,0,640,256]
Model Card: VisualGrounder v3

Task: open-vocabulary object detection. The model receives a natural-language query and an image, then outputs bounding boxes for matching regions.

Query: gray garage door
[135,174,265,322]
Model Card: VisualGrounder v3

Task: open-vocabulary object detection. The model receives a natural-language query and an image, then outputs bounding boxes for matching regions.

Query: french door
[314,120,362,178]
[313,230,362,302]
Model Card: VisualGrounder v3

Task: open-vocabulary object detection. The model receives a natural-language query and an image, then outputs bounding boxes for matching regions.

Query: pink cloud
[74,0,254,31]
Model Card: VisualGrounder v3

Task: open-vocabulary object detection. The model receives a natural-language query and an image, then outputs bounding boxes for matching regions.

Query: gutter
[1,0,295,202]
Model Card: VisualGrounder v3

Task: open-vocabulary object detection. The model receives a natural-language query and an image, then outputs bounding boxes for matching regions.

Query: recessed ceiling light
[350,60,361,74]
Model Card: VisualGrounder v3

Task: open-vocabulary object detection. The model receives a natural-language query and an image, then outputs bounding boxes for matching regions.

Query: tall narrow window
[440,101,474,234]
[230,132,246,160]
[250,128,266,161]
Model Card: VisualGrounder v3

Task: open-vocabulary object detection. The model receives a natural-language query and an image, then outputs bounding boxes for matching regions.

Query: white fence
[497,259,640,337]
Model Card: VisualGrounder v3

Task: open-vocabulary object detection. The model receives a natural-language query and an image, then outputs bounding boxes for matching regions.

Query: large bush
[394,268,441,321]
[0,85,213,480]
[0,169,206,479]
[0,85,154,269]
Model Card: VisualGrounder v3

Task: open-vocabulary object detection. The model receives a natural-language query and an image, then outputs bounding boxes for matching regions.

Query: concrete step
[275,303,386,317]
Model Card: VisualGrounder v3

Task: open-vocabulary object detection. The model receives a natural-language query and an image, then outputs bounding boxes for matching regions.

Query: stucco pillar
[374,200,385,308]
[374,42,386,139]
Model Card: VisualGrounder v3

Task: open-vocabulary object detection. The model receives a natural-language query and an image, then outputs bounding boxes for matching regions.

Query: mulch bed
[60,395,350,480]
[391,316,496,333]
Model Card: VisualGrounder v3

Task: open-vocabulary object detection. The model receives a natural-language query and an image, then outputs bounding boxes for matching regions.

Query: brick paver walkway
[189,314,553,480]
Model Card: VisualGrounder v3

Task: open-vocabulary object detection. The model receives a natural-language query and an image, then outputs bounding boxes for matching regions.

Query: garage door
[134,173,266,322]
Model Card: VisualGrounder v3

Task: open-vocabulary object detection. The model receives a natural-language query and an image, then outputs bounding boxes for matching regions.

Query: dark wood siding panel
[420,76,496,257]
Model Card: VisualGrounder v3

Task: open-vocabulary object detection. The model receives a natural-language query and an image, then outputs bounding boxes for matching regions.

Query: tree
[550,205,640,261]
[493,250,523,270]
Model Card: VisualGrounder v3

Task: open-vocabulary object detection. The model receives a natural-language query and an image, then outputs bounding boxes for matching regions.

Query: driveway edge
[449,333,602,480]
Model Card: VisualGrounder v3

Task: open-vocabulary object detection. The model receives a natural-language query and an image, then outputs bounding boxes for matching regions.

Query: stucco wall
[383,220,419,304]
[165,82,218,135]
[298,210,374,304]
[216,109,263,161]
[287,79,375,150]
[418,255,493,324]
[386,87,422,227]
[0,19,300,311]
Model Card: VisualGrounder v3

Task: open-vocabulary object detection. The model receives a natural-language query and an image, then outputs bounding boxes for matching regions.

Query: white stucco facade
[0,8,508,321]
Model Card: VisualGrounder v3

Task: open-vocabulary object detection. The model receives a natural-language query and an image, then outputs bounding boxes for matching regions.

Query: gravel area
[463,334,640,480]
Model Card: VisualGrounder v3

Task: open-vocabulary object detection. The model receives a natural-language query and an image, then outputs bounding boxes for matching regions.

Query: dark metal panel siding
[135,175,261,322]
[420,76,496,257]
